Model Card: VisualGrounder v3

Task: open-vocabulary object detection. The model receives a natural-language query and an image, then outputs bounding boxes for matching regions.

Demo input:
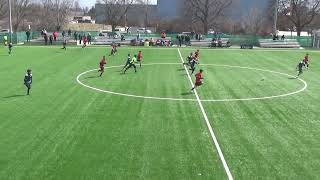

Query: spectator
[212,38,217,47]
[49,35,53,45]
[68,29,72,37]
[185,35,191,46]
[281,35,285,41]
[150,38,154,46]
[44,33,48,45]
[218,38,222,47]
[79,34,82,44]
[161,32,166,39]
[53,31,58,42]
[87,33,92,44]
[74,31,78,40]
[181,35,185,45]
[26,30,31,42]
[62,31,66,37]
[177,35,182,47]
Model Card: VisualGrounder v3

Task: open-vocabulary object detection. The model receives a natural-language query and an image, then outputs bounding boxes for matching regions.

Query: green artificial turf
[0,46,319,179]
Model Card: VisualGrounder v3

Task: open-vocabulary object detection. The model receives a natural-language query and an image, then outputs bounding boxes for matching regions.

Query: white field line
[76,63,307,102]
[177,48,234,180]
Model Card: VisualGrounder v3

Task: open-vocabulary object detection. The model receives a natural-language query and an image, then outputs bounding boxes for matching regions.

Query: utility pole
[274,0,279,34]
[8,0,13,44]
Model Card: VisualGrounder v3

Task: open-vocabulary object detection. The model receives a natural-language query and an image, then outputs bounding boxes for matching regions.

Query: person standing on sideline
[26,30,31,42]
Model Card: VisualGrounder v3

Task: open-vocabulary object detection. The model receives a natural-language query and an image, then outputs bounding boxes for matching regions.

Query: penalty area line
[177,48,234,180]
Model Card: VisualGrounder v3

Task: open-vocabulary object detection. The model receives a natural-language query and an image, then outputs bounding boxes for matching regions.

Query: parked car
[137,28,152,34]
[0,29,10,33]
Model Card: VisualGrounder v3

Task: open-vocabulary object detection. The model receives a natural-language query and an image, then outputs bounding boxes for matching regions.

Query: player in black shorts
[183,53,193,66]
[296,61,305,78]
[189,57,199,74]
[24,69,33,95]
[8,43,13,54]
[122,54,131,71]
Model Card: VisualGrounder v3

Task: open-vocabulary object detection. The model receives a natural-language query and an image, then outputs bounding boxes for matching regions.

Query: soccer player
[123,55,137,74]
[304,53,310,69]
[137,51,143,67]
[296,61,305,78]
[109,43,118,56]
[189,57,199,74]
[122,54,131,71]
[183,53,194,66]
[191,69,204,91]
[98,56,107,77]
[8,43,13,54]
[24,69,32,95]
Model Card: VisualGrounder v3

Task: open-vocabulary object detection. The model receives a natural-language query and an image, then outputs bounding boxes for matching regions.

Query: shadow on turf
[3,95,26,98]
[177,68,185,71]
[84,76,100,79]
[181,92,193,96]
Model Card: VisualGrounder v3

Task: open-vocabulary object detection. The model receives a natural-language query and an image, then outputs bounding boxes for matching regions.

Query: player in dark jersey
[123,55,137,74]
[8,43,13,54]
[303,53,310,69]
[122,54,131,71]
[137,51,143,67]
[296,61,305,78]
[98,56,107,77]
[189,57,199,74]
[183,53,194,66]
[24,69,32,95]
[191,69,203,91]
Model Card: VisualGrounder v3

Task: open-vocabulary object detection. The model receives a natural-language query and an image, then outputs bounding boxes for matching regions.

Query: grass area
[0,46,319,179]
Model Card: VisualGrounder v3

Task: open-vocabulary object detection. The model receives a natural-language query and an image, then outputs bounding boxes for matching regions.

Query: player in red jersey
[303,53,310,69]
[109,43,118,56]
[191,69,203,91]
[82,36,88,48]
[98,56,107,77]
[137,51,143,67]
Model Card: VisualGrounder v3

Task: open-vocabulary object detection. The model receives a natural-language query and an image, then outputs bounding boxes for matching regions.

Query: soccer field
[0,46,319,179]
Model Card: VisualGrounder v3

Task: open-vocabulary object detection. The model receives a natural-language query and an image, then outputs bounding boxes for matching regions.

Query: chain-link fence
[0,31,314,48]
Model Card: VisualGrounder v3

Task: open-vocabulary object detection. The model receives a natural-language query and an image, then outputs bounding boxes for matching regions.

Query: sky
[79,0,157,8]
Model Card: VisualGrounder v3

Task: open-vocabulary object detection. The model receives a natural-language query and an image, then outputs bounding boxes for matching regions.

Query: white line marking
[17,46,320,53]
[177,48,234,180]
[76,63,307,102]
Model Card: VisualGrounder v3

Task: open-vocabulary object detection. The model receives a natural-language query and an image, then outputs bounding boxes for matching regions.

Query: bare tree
[185,0,233,33]
[0,0,7,18]
[102,0,133,32]
[12,0,31,31]
[38,0,73,31]
[279,0,320,36]
[136,0,151,28]
[242,8,264,35]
